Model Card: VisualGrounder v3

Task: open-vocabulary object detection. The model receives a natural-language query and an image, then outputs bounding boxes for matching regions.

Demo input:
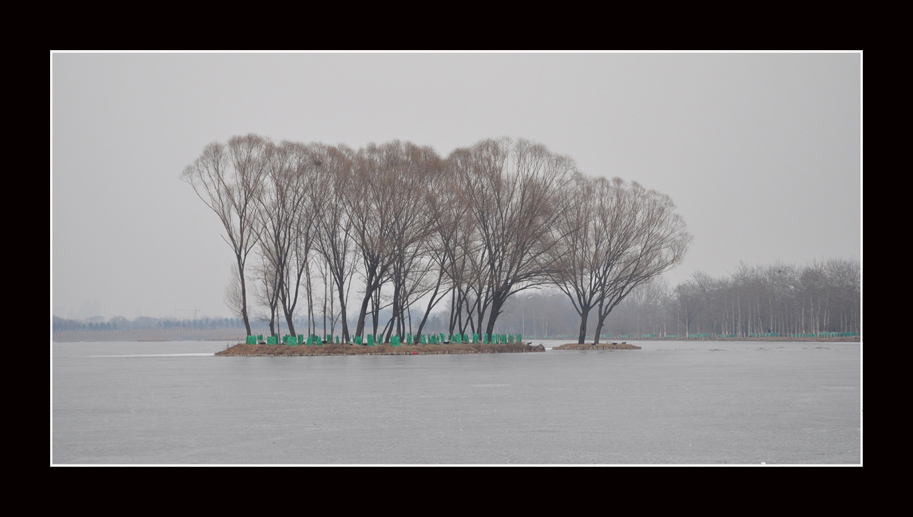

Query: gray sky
[51,51,861,321]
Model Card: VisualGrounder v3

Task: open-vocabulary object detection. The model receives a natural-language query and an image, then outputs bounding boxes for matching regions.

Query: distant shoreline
[51,327,861,344]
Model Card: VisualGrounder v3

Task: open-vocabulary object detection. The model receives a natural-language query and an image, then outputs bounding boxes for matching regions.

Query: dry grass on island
[216,341,545,356]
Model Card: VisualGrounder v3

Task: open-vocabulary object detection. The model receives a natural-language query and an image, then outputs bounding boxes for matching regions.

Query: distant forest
[53,257,860,340]
[494,258,860,339]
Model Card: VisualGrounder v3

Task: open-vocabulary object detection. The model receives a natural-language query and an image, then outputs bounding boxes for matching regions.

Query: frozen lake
[51,339,861,465]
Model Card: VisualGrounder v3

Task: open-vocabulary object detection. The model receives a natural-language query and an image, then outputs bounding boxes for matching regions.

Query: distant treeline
[53,258,860,340]
[52,315,248,332]
[492,258,860,339]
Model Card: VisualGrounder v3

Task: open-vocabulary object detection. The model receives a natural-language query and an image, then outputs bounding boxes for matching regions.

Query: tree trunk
[484,293,506,338]
[237,255,252,336]
[334,276,349,342]
[576,306,592,344]
[284,306,296,338]
[354,291,373,341]
[592,299,605,344]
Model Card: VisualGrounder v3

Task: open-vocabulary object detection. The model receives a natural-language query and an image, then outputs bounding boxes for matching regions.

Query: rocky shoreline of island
[211,340,655,356]
[215,341,546,356]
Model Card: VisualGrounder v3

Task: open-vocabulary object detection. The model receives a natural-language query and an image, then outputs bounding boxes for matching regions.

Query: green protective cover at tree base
[391,335,401,346]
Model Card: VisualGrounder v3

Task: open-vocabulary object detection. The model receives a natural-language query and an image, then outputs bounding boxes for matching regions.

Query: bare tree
[251,139,298,337]
[181,134,268,335]
[313,144,357,342]
[413,171,466,341]
[251,251,282,338]
[589,180,691,343]
[346,142,416,341]
[552,176,692,343]
[549,173,603,343]
[448,137,576,338]
[251,140,333,338]
[290,142,333,337]
[378,141,444,342]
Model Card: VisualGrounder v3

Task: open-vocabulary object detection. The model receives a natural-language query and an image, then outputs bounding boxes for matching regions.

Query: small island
[215,341,645,356]
[554,342,642,351]
[216,342,546,356]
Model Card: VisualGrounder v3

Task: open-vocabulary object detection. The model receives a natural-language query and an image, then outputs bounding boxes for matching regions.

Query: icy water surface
[52,339,861,465]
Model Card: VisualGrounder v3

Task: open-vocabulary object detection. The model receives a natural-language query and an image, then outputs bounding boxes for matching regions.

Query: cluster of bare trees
[549,175,692,343]
[182,134,692,344]
[666,259,861,338]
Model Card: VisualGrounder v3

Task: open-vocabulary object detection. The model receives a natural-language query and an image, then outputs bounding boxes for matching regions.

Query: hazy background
[51,51,861,321]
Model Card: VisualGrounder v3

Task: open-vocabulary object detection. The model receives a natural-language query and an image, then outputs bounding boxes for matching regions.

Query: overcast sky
[51,51,861,321]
